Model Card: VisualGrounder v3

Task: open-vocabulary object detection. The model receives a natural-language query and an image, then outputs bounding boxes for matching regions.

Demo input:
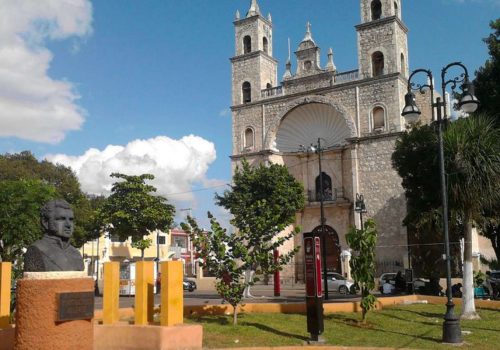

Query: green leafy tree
[183,214,249,325]
[0,151,95,247]
[474,19,500,121]
[474,18,500,269]
[131,238,153,259]
[215,159,305,296]
[0,179,57,262]
[346,219,378,323]
[392,124,462,279]
[100,173,175,259]
[444,114,500,319]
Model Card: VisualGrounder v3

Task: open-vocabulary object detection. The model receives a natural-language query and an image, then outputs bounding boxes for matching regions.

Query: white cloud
[45,135,218,202]
[0,0,92,143]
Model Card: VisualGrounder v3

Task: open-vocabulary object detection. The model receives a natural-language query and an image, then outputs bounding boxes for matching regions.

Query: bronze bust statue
[24,199,84,272]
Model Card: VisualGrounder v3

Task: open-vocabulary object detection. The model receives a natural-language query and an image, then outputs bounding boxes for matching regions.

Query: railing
[261,85,283,98]
[334,69,359,83]
[307,187,345,203]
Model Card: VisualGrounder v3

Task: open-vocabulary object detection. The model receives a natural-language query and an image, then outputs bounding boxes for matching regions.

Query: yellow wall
[80,230,172,261]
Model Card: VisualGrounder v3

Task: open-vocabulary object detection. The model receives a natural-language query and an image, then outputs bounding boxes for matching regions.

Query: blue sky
[0,0,498,228]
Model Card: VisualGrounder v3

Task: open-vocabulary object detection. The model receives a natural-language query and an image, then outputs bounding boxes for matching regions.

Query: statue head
[40,199,74,240]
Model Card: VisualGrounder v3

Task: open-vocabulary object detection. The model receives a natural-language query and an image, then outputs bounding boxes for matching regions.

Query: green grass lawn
[186,304,500,349]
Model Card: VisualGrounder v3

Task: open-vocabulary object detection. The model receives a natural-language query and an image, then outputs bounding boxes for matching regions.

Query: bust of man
[24,199,84,272]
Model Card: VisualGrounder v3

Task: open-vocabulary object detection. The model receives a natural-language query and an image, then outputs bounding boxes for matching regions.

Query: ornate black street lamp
[302,138,330,300]
[401,62,479,344]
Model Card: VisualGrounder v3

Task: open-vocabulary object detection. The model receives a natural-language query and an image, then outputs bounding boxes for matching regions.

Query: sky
[0,0,498,229]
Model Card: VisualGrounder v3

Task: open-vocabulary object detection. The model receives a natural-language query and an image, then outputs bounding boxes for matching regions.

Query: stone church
[230,0,432,281]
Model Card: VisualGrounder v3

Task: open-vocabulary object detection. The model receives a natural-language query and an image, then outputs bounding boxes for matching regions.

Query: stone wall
[356,134,408,273]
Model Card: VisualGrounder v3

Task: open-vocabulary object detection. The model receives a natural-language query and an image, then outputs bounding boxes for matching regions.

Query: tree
[215,159,305,296]
[474,19,500,120]
[393,116,500,319]
[346,219,378,323]
[183,214,249,325]
[0,151,96,247]
[444,114,500,319]
[392,124,462,279]
[0,179,57,263]
[100,173,175,259]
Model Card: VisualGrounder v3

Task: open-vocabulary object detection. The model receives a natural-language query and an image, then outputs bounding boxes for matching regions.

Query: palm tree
[444,114,500,319]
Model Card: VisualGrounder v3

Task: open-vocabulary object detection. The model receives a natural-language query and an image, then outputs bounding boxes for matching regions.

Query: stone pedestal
[15,272,93,350]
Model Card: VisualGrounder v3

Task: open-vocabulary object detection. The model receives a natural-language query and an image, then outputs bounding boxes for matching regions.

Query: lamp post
[401,62,479,344]
[303,138,330,300]
[354,193,367,229]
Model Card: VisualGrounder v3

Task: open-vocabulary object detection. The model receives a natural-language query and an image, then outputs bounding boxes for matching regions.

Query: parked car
[326,272,355,295]
[183,278,197,292]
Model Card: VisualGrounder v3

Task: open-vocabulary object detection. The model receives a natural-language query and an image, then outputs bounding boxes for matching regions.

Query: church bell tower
[231,0,278,106]
[356,0,408,79]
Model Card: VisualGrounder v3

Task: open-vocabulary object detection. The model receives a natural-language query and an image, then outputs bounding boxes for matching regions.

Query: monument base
[15,273,93,350]
[94,323,203,350]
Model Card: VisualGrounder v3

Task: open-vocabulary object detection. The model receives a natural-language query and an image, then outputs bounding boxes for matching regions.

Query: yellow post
[0,262,12,328]
[135,261,154,325]
[103,262,120,324]
[160,261,183,326]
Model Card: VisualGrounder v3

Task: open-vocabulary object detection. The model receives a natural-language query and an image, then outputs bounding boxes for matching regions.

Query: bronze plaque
[57,291,94,321]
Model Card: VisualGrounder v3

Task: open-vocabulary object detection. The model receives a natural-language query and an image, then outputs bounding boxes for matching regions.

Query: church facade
[230,0,431,280]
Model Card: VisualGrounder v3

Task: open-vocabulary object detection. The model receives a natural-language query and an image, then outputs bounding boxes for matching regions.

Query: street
[93,283,361,309]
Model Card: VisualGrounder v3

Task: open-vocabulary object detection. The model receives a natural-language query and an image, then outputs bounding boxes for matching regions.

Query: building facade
[80,228,198,290]
[230,0,433,281]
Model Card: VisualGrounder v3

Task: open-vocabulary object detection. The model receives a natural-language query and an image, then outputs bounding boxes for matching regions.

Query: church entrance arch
[312,225,341,273]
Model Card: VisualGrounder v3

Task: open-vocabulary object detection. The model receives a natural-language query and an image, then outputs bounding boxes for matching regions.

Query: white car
[326,272,355,294]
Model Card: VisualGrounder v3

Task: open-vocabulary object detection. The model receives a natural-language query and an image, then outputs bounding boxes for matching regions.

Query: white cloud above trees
[45,135,218,203]
[0,0,92,143]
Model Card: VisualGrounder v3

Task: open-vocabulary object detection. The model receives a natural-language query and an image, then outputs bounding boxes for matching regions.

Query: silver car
[326,272,354,294]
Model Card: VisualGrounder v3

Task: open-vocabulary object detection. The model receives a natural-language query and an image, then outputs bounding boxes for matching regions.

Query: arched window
[242,82,251,103]
[263,37,268,54]
[400,53,405,75]
[372,106,385,130]
[371,0,382,20]
[244,128,254,149]
[266,83,272,89]
[304,60,312,71]
[372,51,384,77]
[394,1,399,17]
[315,172,332,201]
[243,35,252,54]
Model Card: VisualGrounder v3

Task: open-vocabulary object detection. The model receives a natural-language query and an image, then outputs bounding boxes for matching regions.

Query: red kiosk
[303,232,324,342]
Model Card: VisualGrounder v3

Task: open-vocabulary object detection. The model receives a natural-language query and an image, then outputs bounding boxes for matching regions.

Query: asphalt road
[94,284,361,309]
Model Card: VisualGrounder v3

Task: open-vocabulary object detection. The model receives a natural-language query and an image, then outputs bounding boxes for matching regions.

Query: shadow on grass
[388,307,442,319]
[241,322,309,341]
[326,313,441,345]
[190,315,231,325]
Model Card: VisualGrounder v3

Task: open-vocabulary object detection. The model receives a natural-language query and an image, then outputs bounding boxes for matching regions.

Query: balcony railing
[334,69,359,83]
[307,187,345,203]
[261,85,283,98]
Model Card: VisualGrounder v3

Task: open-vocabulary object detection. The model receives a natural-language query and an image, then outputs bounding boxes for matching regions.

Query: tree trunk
[141,248,145,261]
[461,217,480,320]
[232,305,238,325]
[361,307,367,324]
